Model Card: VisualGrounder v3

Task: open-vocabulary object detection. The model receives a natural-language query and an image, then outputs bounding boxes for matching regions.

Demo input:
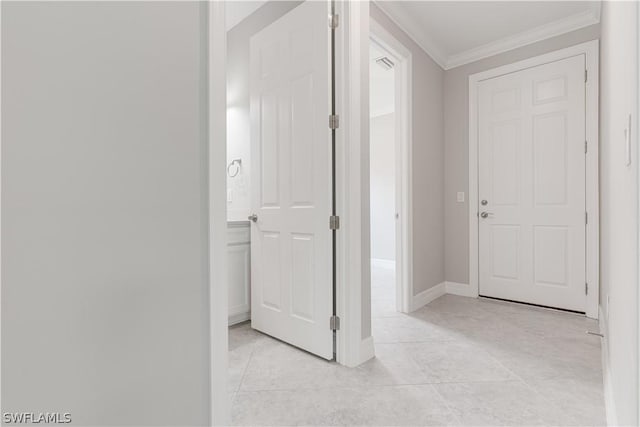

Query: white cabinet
[228,222,251,325]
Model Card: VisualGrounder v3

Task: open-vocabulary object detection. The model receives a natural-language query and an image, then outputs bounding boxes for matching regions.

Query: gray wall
[599,2,639,424]
[443,24,601,285]
[2,2,210,425]
[371,3,445,296]
[370,113,396,262]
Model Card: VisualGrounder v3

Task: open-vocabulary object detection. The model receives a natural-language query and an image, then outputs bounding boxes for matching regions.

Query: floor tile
[433,380,574,426]
[410,340,518,383]
[229,270,606,427]
[372,314,455,343]
[232,385,459,426]
[526,378,606,426]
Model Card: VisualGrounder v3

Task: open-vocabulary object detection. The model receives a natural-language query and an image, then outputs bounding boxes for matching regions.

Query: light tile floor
[229,264,606,426]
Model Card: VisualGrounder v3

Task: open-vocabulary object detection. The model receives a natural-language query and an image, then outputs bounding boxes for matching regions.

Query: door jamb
[468,40,600,319]
[369,18,413,314]
[334,0,373,367]
[209,2,229,425]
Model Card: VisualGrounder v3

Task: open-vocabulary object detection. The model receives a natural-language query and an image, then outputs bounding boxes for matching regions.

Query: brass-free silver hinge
[329,14,339,29]
[329,114,340,130]
[585,140,588,154]
[329,215,340,230]
[585,70,588,82]
[585,212,588,225]
[585,282,588,295]
[330,315,340,331]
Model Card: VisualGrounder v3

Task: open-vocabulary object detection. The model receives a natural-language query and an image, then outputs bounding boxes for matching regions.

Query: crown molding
[445,6,601,69]
[373,1,601,71]
[373,0,447,70]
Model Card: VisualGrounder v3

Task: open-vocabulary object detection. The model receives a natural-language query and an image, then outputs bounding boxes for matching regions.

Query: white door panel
[478,55,586,312]
[250,1,333,359]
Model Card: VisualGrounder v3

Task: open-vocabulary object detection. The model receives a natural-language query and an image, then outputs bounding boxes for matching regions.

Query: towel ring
[227,159,242,178]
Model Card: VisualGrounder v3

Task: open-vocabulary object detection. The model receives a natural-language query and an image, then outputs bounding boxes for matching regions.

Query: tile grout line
[233,337,259,398]
[427,383,464,425]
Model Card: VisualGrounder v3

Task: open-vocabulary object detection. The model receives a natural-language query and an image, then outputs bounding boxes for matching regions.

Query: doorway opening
[369,39,398,316]
[369,19,413,319]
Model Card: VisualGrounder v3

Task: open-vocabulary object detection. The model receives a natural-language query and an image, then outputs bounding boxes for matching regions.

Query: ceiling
[370,42,395,118]
[226,1,601,69]
[375,1,601,69]
[226,1,268,31]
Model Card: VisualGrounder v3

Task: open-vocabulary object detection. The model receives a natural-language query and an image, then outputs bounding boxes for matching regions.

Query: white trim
[228,312,250,326]
[370,105,395,119]
[209,2,229,425]
[445,281,477,298]
[372,1,600,71]
[372,0,447,69]
[410,282,446,312]
[446,7,601,69]
[370,16,414,315]
[599,305,618,427]
[359,336,375,365]
[468,40,600,319]
[335,0,370,368]
[371,258,396,270]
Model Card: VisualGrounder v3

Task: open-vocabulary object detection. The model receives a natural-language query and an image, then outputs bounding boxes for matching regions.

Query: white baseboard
[359,336,375,364]
[410,282,446,312]
[371,258,396,269]
[599,305,618,427]
[445,281,477,297]
[228,311,250,326]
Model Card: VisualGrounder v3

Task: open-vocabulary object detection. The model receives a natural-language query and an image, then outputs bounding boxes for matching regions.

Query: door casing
[468,40,600,319]
[370,17,413,315]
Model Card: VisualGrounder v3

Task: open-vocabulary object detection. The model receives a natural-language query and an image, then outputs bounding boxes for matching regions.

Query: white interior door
[249,1,333,359]
[478,55,586,312]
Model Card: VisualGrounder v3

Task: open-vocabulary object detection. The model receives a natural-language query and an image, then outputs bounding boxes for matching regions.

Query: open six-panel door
[249,1,334,359]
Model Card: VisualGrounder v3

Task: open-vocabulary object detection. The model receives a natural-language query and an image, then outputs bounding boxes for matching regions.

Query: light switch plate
[457,192,465,203]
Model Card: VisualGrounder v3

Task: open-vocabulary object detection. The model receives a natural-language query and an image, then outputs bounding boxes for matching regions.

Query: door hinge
[330,315,340,331]
[585,212,588,225]
[329,114,340,130]
[329,14,339,29]
[585,69,588,82]
[329,215,340,230]
[585,140,588,154]
[585,282,588,295]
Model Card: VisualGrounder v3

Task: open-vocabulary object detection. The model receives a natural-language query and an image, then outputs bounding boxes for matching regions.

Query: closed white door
[249,1,333,359]
[478,55,586,312]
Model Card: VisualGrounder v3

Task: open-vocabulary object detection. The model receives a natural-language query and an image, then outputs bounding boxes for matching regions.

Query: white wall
[1,3,211,425]
[226,1,302,221]
[443,24,600,285]
[370,113,396,262]
[599,2,639,425]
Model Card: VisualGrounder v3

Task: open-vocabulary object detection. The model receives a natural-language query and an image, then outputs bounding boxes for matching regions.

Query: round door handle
[248,214,258,223]
[480,211,493,218]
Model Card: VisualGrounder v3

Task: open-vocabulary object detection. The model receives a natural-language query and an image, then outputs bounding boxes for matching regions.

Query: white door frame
[369,18,413,314]
[209,2,229,425]
[333,0,374,367]
[468,40,600,319]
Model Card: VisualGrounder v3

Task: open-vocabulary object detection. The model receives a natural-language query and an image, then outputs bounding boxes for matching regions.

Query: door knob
[480,211,493,219]
[248,214,258,223]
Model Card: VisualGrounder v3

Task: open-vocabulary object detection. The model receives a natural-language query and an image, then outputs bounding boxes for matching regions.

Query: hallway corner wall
[599,1,639,424]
